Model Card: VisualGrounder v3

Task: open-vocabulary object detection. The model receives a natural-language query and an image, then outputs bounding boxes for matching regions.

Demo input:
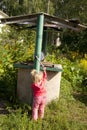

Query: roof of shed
[0,10,8,18]
[0,12,86,31]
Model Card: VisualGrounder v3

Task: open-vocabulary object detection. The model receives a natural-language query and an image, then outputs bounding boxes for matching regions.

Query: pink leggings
[32,95,46,120]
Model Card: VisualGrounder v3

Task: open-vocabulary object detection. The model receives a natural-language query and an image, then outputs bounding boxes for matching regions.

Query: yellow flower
[80,59,87,70]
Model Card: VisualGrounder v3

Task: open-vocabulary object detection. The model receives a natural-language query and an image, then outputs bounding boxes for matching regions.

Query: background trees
[0,0,86,72]
[0,0,87,24]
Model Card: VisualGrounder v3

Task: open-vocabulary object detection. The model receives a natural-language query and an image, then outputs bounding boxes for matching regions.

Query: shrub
[80,58,87,71]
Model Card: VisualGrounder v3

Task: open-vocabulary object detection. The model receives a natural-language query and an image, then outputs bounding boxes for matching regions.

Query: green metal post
[42,27,48,55]
[34,14,44,72]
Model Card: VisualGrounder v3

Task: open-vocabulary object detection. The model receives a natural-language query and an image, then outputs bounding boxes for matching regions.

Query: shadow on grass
[73,92,87,106]
[0,98,9,114]
[0,71,17,115]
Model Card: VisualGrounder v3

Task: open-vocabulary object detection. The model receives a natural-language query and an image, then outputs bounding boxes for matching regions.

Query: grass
[0,77,87,130]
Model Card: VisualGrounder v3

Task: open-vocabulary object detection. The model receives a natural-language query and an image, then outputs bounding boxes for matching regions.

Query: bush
[0,26,35,101]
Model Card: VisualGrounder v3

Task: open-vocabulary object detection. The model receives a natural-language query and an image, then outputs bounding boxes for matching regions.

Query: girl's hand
[43,67,46,71]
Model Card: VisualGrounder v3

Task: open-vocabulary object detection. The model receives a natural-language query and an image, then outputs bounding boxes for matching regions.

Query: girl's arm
[43,67,47,80]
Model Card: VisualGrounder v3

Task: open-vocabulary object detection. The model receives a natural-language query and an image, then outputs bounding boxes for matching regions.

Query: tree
[52,0,87,24]
[0,0,55,16]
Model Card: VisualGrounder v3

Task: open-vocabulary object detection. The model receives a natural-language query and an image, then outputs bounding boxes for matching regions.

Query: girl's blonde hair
[31,69,43,84]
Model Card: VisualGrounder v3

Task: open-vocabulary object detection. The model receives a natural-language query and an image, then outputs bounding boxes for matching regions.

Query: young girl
[31,67,47,121]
